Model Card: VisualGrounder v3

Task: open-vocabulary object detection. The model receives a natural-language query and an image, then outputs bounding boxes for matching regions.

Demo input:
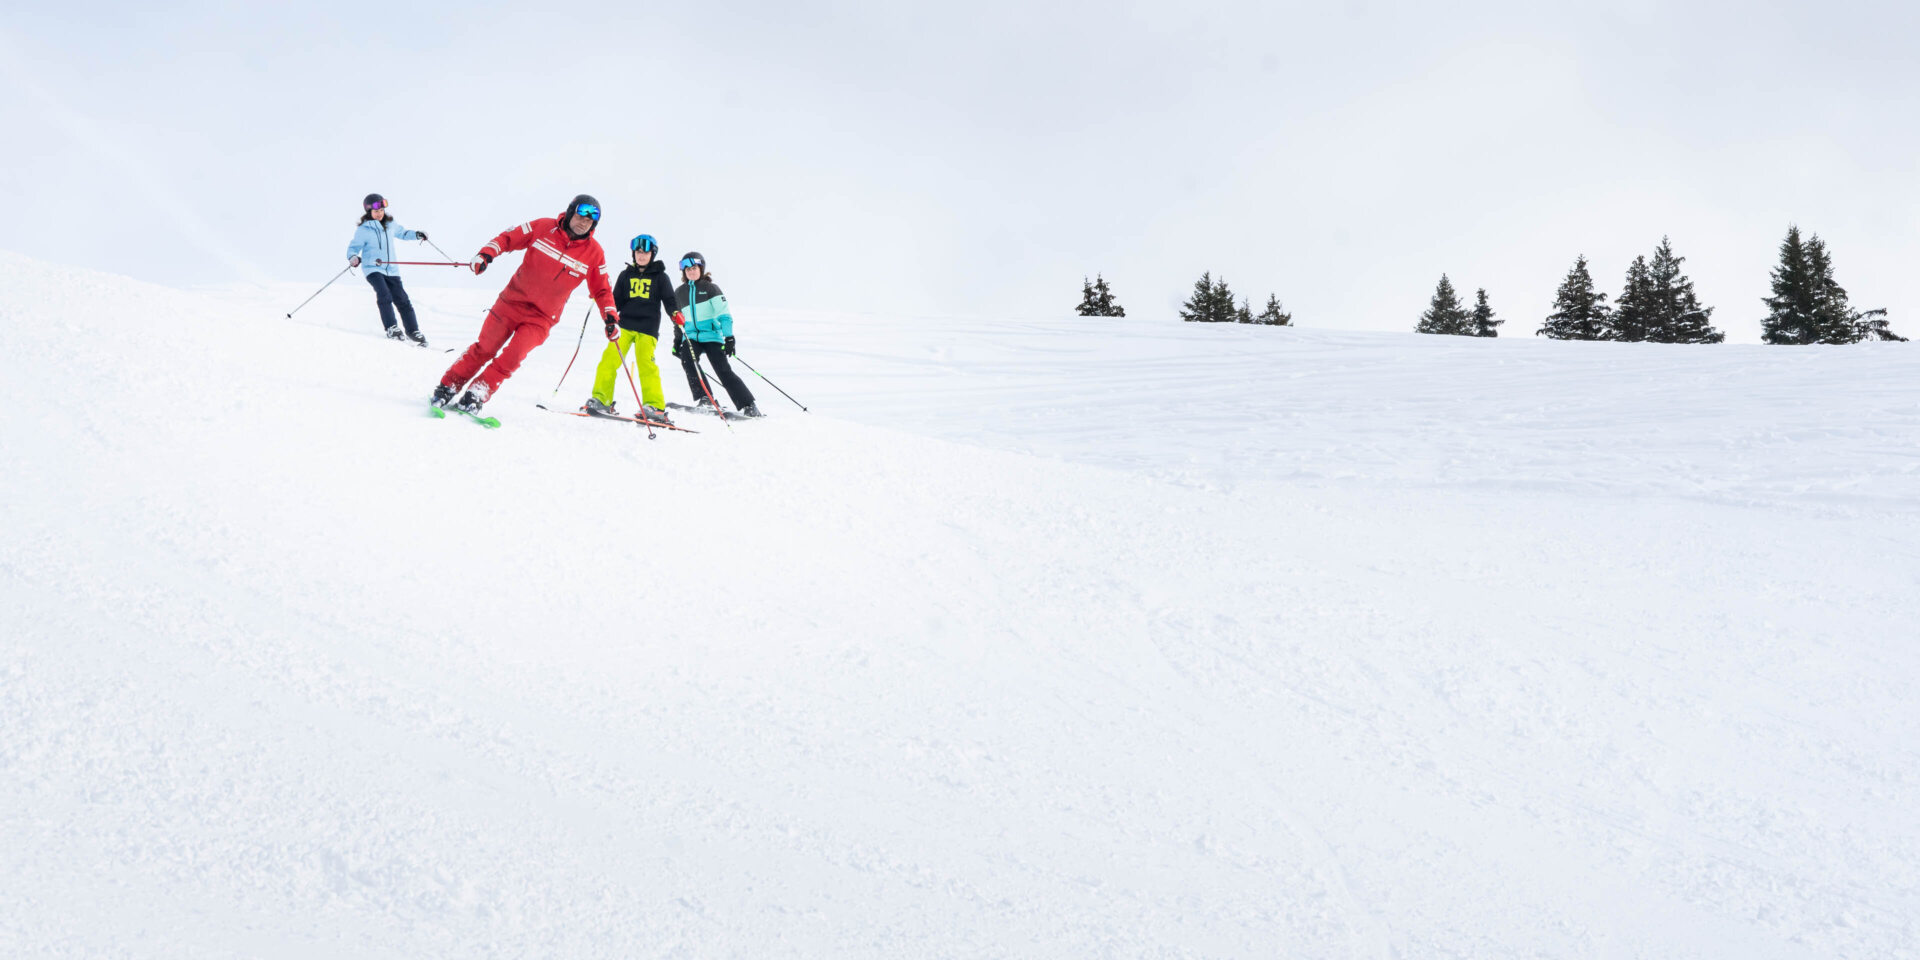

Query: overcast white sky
[2,1,1915,340]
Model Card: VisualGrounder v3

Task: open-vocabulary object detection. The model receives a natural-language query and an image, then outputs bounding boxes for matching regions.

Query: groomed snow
[3,251,1916,958]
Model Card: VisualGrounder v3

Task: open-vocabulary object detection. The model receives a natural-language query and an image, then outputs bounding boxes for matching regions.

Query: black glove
[723,335,736,357]
[471,252,492,275]
[415,230,429,242]
[672,333,690,360]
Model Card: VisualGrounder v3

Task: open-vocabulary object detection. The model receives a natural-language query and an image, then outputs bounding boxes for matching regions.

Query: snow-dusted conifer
[1470,288,1502,338]
[1761,227,1819,344]
[1643,238,1723,343]
[1256,294,1292,326]
[1092,275,1125,317]
[1538,256,1611,340]
[1416,274,1471,336]
[1076,277,1102,317]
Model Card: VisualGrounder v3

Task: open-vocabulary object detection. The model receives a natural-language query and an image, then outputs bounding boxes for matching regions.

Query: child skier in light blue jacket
[345,193,430,346]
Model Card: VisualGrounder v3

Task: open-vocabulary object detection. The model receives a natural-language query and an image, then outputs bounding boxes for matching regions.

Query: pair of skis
[666,401,758,422]
[535,403,700,434]
[428,404,500,429]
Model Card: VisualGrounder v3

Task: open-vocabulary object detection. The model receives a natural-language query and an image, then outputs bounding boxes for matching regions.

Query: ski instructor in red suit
[432,194,619,415]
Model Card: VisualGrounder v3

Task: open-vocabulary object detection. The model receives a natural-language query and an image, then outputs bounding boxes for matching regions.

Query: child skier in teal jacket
[670,251,760,417]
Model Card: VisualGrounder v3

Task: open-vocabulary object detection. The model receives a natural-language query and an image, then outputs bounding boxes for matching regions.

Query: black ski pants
[366,273,419,335]
[679,340,755,409]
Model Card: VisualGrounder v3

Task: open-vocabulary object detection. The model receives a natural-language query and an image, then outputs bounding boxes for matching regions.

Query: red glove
[670,312,685,328]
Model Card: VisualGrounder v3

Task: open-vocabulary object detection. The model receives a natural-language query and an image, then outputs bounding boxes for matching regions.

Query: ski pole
[422,238,462,265]
[731,355,808,411]
[609,335,656,440]
[686,342,733,433]
[374,260,468,267]
[285,263,354,318]
[550,307,593,397]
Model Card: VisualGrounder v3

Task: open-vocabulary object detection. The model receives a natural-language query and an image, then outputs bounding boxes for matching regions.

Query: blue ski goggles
[631,234,658,254]
[574,203,600,220]
[680,256,704,270]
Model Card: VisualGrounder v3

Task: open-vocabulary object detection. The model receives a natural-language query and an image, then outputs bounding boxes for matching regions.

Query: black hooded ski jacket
[612,257,677,338]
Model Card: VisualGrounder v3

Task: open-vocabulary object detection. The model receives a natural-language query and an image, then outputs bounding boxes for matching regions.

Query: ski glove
[471,252,493,275]
[604,309,622,341]
[415,230,428,242]
[670,312,685,328]
[350,255,361,267]
[672,333,691,360]
[723,336,736,356]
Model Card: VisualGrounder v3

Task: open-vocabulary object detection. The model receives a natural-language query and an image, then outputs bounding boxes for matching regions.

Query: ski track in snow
[2,254,1917,958]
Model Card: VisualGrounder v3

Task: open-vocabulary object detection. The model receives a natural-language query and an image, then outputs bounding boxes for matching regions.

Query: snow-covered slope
[4,252,1916,958]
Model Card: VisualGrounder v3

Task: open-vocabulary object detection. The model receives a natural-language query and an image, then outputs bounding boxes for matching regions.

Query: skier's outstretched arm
[471,218,549,274]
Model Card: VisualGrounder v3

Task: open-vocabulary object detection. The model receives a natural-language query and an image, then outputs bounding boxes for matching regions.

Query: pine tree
[1075,277,1102,317]
[1210,275,1240,323]
[1416,274,1471,336]
[1470,288,1503,338]
[1255,294,1293,326]
[1538,256,1612,340]
[1092,275,1126,317]
[1181,272,1230,322]
[1643,237,1723,343]
[1611,255,1655,342]
[1236,297,1253,324]
[1805,234,1882,344]
[1761,226,1819,344]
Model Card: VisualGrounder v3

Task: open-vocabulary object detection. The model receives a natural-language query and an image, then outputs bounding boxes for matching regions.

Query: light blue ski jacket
[345,219,420,277]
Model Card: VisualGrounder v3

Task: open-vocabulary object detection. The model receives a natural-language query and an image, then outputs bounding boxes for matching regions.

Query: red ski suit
[442,217,616,397]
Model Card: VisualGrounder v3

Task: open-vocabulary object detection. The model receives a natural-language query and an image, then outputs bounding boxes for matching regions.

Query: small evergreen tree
[1644,237,1723,343]
[1761,226,1819,344]
[1470,288,1502,338]
[1236,297,1253,324]
[1211,275,1240,323]
[1793,233,1894,344]
[1076,274,1127,317]
[1416,274,1472,336]
[1075,277,1102,317]
[1611,255,1655,342]
[1180,272,1217,322]
[1255,294,1293,326]
[1538,255,1612,340]
[1093,275,1125,317]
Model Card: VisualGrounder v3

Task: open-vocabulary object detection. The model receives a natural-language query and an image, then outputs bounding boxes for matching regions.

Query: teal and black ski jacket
[674,275,734,344]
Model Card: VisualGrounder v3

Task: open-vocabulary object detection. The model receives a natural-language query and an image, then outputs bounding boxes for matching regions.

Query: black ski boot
[583,398,619,418]
[739,403,765,418]
[452,384,489,414]
[406,329,429,348]
[430,383,456,408]
[385,326,406,342]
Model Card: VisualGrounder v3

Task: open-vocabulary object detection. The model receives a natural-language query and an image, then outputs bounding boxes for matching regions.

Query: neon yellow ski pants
[592,330,663,409]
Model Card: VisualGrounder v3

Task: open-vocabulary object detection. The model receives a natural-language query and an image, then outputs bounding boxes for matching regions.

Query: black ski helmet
[678,251,706,273]
[363,193,387,211]
[561,194,601,238]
